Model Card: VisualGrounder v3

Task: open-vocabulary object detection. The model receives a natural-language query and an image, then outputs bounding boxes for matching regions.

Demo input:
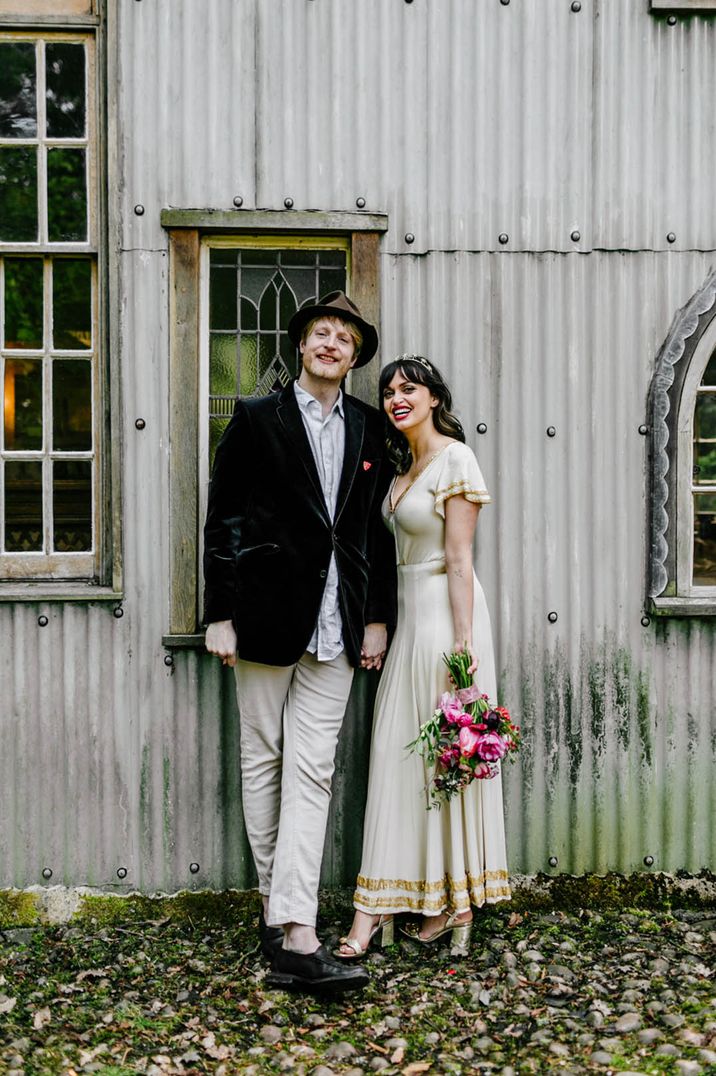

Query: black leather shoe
[258,908,284,961]
[266,945,369,995]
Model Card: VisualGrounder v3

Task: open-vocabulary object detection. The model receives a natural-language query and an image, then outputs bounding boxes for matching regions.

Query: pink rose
[476,730,508,761]
[456,712,474,727]
[439,693,465,724]
[458,725,481,757]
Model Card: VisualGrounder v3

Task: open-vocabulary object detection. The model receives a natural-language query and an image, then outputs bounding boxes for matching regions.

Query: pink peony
[439,693,465,724]
[458,725,481,757]
[475,730,508,761]
[456,712,474,727]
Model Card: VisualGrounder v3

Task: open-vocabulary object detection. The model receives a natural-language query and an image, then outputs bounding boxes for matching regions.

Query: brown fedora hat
[287,291,379,368]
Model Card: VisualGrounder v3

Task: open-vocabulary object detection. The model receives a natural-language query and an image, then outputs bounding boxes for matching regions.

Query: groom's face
[299,317,358,384]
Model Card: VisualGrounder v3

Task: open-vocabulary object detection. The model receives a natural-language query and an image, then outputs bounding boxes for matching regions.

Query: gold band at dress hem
[354,870,511,914]
[356,869,509,893]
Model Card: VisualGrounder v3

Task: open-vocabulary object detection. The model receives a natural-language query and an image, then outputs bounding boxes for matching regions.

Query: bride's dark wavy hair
[379,355,465,474]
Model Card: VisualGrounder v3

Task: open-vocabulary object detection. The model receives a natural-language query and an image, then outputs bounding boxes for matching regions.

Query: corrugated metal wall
[1,1,715,893]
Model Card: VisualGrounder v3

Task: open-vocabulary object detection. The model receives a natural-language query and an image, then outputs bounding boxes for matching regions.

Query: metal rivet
[643,855,654,867]
[356,197,366,209]
[135,418,145,430]
[476,423,488,435]
[405,0,414,4]
[667,232,676,244]
[641,615,651,628]
[38,614,49,627]
[117,867,128,879]
[571,0,581,10]
[233,196,243,208]
[546,426,556,438]
[189,862,200,874]
[548,611,558,624]
[164,654,174,667]
[548,856,558,868]
[498,233,509,245]
[283,197,294,209]
[667,14,677,25]
[42,867,53,880]
[500,0,510,5]
[113,605,124,619]
[638,424,649,436]
[133,204,145,216]
[404,232,415,244]
[571,229,581,242]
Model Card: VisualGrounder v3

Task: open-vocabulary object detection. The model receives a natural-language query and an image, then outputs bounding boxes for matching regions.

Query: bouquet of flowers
[408,649,521,808]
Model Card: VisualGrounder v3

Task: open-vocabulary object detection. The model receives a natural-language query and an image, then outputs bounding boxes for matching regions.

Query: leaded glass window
[206,242,348,464]
[0,32,99,580]
[692,351,716,586]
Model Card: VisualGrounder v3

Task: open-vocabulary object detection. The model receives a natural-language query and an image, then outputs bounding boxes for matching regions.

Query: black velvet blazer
[203,382,396,668]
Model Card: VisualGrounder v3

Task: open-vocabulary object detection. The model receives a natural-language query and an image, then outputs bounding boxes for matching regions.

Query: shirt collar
[294,379,345,419]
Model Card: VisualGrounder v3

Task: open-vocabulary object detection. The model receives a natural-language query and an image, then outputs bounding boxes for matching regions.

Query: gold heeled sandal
[334,915,394,960]
[401,911,472,956]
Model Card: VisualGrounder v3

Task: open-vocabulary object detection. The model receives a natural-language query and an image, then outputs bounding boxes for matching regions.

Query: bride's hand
[454,641,477,677]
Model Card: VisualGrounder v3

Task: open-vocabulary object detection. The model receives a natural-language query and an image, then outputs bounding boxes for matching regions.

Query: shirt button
[319,569,327,579]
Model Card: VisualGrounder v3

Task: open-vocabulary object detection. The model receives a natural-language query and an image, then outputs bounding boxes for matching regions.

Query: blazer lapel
[334,396,366,523]
[276,385,331,522]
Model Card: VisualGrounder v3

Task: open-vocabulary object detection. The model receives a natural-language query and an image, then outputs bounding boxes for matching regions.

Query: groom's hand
[360,623,387,671]
[205,619,238,667]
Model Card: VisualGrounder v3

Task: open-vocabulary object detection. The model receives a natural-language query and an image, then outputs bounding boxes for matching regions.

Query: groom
[203,292,395,994]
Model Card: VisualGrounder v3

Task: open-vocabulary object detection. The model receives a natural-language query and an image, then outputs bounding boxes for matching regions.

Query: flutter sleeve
[434,442,491,519]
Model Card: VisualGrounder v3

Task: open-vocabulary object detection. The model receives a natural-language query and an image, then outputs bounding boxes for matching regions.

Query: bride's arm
[444,496,481,673]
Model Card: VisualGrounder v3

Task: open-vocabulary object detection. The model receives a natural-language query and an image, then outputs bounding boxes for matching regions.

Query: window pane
[209,334,237,399]
[0,41,37,138]
[693,492,716,586]
[4,459,42,552]
[53,258,91,348]
[0,146,38,242]
[47,147,86,241]
[693,393,716,485]
[4,358,42,450]
[209,267,236,330]
[53,458,91,551]
[700,351,716,386]
[52,359,91,450]
[45,43,85,139]
[3,257,43,349]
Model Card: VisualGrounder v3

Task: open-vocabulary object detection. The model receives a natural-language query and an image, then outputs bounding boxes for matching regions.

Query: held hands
[205,620,238,667]
[360,622,388,671]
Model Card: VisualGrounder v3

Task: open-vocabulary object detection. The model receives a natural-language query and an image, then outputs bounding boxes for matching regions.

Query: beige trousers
[234,650,354,928]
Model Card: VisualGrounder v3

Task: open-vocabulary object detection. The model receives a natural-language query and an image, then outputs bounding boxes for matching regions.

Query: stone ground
[0,892,714,1075]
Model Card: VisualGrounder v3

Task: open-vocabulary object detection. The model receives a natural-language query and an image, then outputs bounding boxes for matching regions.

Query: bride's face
[382,370,438,432]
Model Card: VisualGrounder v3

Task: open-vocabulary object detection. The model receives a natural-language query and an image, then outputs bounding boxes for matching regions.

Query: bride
[337,356,510,958]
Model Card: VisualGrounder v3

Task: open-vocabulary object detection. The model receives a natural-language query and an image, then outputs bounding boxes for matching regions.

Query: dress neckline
[388,444,452,514]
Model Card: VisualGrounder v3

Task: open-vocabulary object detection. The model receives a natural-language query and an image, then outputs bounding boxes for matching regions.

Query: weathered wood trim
[160,209,388,234]
[348,231,382,408]
[0,586,121,603]
[650,0,716,10]
[0,0,94,15]
[650,597,716,616]
[162,633,206,649]
[168,229,200,635]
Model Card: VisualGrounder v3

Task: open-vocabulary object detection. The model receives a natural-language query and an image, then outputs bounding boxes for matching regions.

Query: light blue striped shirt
[294,381,345,661]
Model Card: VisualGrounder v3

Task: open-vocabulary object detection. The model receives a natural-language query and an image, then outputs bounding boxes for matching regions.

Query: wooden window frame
[0,10,121,601]
[650,1,716,11]
[648,269,716,616]
[161,209,388,644]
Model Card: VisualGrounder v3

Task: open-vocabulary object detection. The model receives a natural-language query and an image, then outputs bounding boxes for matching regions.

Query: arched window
[648,269,716,613]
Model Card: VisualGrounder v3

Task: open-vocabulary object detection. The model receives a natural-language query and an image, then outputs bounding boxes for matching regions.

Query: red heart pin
[362,460,372,471]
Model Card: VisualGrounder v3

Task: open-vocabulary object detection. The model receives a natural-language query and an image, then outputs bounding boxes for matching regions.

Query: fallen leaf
[368,1042,389,1054]
[33,1007,51,1029]
[391,1046,405,1064]
[403,1064,431,1075]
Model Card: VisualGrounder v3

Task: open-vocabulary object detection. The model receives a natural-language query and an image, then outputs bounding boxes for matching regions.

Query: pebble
[384,1037,408,1049]
[680,1028,705,1046]
[324,1042,358,1062]
[523,950,544,962]
[662,1013,686,1028]
[675,1063,702,1075]
[615,1012,642,1033]
[525,963,542,982]
[548,1042,571,1057]
[699,1049,716,1065]
[637,1028,662,1044]
[312,1067,337,1076]
[655,1044,681,1056]
[384,1016,400,1030]
[590,1051,613,1064]
[585,1010,605,1028]
[260,1025,282,1044]
[305,1014,325,1028]
[547,964,576,981]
